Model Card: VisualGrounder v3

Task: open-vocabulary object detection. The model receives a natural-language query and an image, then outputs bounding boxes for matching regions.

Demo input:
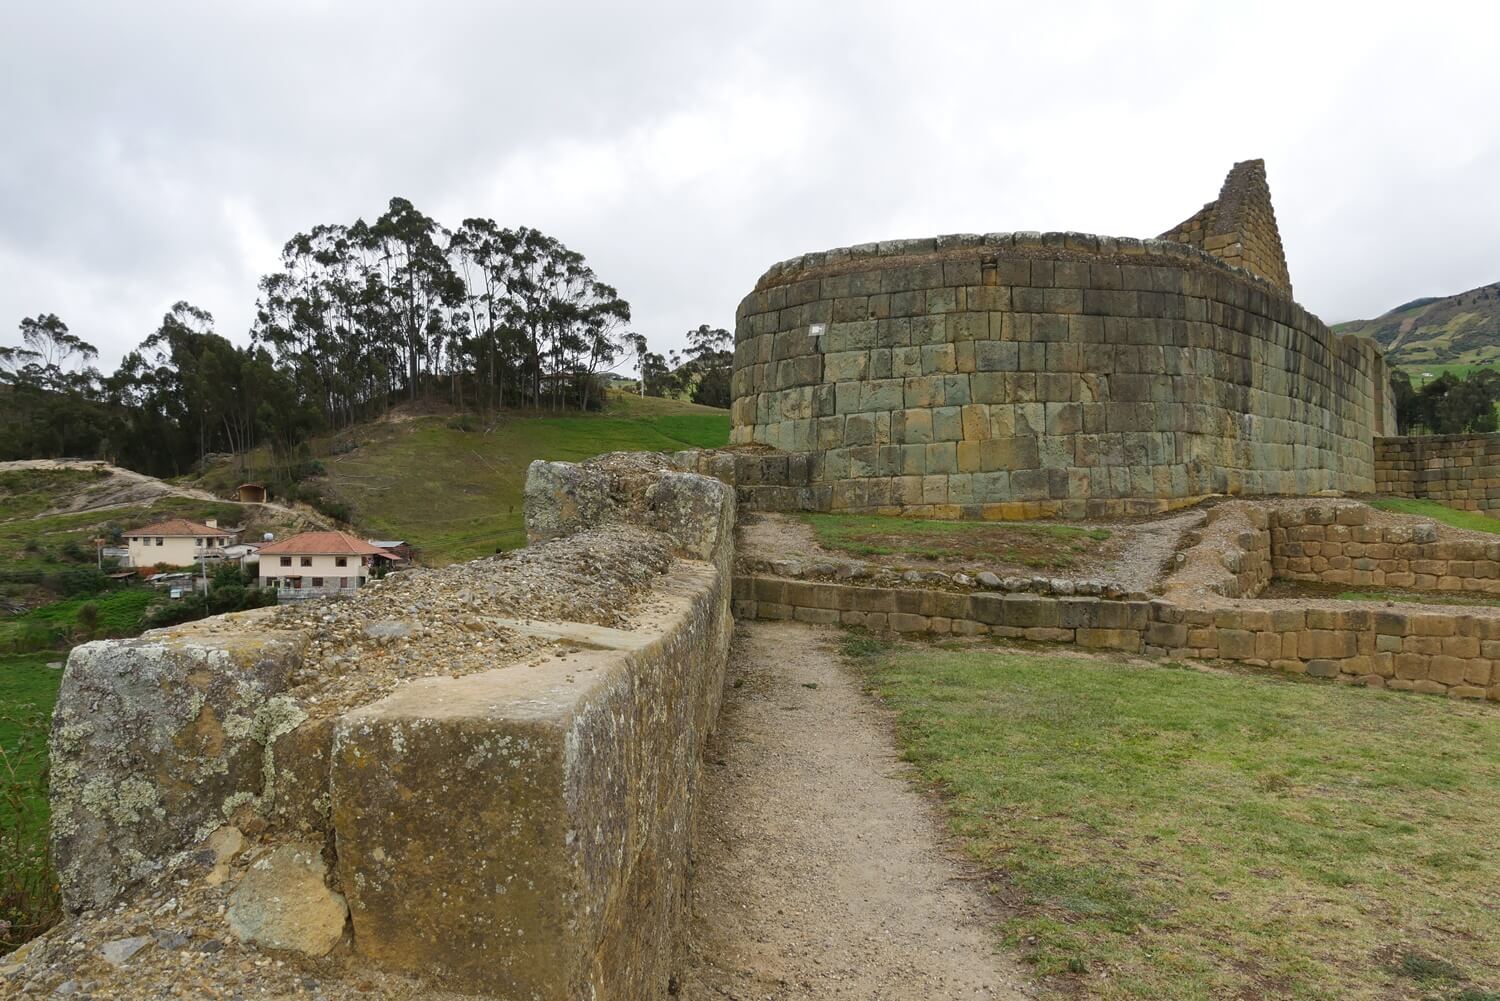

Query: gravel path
[677,620,1034,1000]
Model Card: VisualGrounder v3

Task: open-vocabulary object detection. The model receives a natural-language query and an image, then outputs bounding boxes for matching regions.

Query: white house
[124,518,235,569]
[257,531,387,601]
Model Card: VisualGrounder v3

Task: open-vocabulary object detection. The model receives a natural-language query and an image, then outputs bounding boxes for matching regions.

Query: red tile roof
[127,518,231,538]
[256,531,385,557]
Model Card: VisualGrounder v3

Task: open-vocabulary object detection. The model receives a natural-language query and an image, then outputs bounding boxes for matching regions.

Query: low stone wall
[734,574,1499,699]
[1376,433,1500,515]
[1267,504,1500,590]
[734,500,1500,702]
[41,454,736,999]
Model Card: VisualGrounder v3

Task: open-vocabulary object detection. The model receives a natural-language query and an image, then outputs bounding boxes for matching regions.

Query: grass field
[0,653,62,949]
[1397,362,1498,382]
[802,513,1111,570]
[1371,497,1500,535]
[848,637,1500,1000]
[0,589,159,653]
[317,394,730,563]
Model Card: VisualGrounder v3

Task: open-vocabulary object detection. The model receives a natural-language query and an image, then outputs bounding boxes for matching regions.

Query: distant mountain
[1335,281,1500,371]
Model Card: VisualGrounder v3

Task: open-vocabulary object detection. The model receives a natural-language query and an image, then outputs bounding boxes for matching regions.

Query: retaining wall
[1376,433,1500,515]
[46,454,736,999]
[1269,505,1500,591]
[729,232,1393,519]
[734,574,1498,700]
[734,500,1500,702]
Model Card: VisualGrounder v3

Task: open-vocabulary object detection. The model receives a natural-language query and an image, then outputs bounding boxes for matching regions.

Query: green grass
[0,654,61,771]
[0,468,111,521]
[803,512,1111,569]
[1370,497,1500,535]
[314,394,729,563]
[1398,362,1496,382]
[849,638,1500,999]
[0,653,63,949]
[0,590,158,652]
[1339,589,1500,608]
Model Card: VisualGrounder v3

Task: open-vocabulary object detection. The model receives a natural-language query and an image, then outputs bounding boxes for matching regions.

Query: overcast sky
[3,1,1498,372]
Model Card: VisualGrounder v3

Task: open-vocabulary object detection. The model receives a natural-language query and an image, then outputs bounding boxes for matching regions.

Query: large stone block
[332,562,731,997]
[50,612,305,912]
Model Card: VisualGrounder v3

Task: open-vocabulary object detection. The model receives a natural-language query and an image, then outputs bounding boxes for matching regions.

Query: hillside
[1335,280,1500,372]
[196,392,731,566]
[0,463,325,609]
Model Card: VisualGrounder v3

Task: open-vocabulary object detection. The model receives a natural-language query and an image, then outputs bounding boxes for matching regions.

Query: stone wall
[1268,505,1500,591]
[44,454,736,998]
[1159,159,1293,295]
[1376,433,1500,515]
[733,500,1500,702]
[728,231,1392,520]
[733,573,1498,698]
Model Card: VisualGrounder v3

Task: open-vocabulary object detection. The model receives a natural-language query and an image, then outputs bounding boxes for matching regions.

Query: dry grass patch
[803,513,1112,572]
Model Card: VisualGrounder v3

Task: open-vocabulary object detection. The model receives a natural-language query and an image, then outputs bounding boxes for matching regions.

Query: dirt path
[677,621,1035,1000]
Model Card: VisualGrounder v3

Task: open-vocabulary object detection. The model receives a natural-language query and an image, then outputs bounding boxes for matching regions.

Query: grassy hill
[199,392,731,566]
[1336,281,1500,373]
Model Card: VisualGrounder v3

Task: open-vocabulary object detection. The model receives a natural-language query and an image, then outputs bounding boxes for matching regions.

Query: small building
[237,483,268,503]
[257,531,387,601]
[124,518,236,569]
[221,542,262,571]
[367,540,414,565]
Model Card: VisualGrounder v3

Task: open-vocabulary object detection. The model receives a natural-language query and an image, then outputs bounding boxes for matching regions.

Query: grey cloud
[2,0,1498,370]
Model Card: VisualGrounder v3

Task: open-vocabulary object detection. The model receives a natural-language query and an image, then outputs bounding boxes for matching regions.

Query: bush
[313,496,353,523]
[141,597,207,630]
[0,623,66,655]
[75,602,99,638]
[53,569,108,598]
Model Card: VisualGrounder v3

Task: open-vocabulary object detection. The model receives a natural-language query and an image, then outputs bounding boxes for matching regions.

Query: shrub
[53,569,108,598]
[74,602,99,638]
[0,623,65,655]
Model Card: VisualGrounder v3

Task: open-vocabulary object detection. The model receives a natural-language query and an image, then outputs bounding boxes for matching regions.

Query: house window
[300,557,312,567]
[280,557,291,567]
[264,577,277,588]
[311,577,324,588]
[155,538,164,546]
[195,538,203,547]
[340,577,349,588]
[335,557,347,567]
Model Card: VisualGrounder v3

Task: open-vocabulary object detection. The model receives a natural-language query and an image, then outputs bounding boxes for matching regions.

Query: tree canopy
[0,197,696,478]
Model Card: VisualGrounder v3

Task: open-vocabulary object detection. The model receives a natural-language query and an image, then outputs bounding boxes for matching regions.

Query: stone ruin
[10,454,736,998]
[11,160,1496,1000]
[720,159,1395,519]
